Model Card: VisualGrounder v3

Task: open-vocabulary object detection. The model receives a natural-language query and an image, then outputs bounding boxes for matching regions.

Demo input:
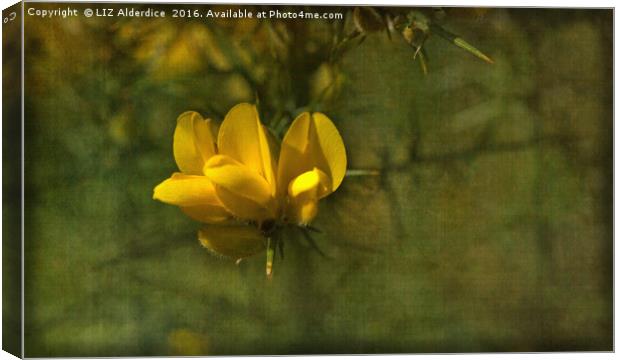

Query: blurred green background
[19,5,612,355]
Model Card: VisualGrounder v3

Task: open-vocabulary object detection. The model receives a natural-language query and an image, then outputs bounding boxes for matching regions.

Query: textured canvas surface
[17,4,612,356]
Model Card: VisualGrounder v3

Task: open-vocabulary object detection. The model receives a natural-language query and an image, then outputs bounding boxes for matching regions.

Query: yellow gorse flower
[153,103,347,263]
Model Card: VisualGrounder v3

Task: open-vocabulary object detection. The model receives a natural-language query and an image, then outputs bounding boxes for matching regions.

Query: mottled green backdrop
[19,4,612,356]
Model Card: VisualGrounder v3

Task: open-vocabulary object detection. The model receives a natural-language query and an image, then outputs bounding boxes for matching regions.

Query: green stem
[346,169,381,177]
[266,237,276,279]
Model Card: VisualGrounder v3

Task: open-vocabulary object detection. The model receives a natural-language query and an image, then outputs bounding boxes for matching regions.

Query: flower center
[259,219,277,236]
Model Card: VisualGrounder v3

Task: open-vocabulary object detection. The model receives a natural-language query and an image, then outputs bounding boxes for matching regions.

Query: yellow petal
[173,111,217,175]
[203,155,277,221]
[290,201,318,225]
[153,173,222,207]
[217,103,276,194]
[289,168,330,198]
[263,125,280,160]
[277,112,347,198]
[198,225,266,259]
[287,168,330,224]
[181,205,230,224]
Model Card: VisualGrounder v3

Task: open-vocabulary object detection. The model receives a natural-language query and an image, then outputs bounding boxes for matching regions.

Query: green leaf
[430,23,494,64]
